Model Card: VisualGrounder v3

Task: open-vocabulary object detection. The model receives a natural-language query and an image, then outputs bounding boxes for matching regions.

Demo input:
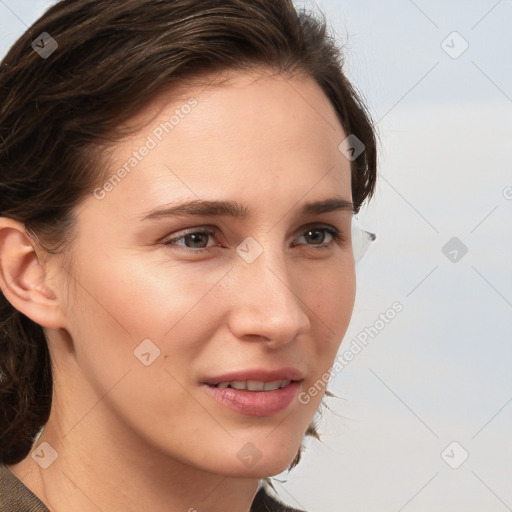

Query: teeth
[215,379,290,391]
[263,380,287,391]
[247,380,265,391]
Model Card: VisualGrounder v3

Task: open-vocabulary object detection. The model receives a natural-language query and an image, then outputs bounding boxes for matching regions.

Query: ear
[0,217,66,329]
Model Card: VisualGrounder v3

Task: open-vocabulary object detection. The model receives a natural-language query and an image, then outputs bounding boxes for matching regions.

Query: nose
[226,247,311,348]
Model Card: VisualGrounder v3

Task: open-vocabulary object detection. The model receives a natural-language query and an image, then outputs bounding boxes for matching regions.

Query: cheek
[68,252,228,342]
[61,252,241,430]
[59,257,231,452]
[304,257,356,347]
[298,257,356,407]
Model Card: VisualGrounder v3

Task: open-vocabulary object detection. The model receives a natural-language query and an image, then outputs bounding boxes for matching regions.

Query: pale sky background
[1,1,511,511]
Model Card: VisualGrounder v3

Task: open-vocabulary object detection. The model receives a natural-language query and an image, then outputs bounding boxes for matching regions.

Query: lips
[202,367,304,417]
[203,367,304,387]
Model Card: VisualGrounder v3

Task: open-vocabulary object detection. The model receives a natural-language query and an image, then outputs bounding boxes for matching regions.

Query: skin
[0,69,355,512]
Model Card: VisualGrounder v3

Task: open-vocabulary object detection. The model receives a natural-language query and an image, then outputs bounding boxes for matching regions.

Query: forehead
[91,69,352,220]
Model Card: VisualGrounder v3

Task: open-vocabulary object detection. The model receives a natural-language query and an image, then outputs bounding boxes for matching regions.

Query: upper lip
[203,367,304,386]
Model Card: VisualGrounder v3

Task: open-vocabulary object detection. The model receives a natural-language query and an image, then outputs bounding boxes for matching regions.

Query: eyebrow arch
[139,196,354,222]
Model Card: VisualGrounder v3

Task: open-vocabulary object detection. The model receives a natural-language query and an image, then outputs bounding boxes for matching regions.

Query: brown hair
[0,0,376,474]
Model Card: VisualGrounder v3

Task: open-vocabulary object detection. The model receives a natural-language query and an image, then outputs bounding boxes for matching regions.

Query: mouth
[211,379,293,391]
[202,368,304,417]
[203,367,304,387]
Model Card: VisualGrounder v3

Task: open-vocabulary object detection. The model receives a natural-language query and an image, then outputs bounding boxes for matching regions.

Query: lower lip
[202,381,301,417]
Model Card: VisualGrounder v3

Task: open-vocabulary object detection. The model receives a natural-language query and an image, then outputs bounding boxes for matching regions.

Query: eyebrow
[140,196,354,222]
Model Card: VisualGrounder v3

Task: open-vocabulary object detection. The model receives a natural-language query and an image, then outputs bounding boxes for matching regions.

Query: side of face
[23,70,356,477]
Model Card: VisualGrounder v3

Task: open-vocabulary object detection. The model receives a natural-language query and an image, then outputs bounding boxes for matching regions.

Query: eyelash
[161,225,345,255]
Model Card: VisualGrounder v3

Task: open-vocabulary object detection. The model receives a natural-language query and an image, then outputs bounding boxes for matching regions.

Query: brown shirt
[0,464,306,512]
[0,465,49,512]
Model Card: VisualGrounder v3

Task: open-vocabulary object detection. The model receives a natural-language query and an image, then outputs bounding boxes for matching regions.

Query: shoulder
[0,464,50,512]
[251,485,308,512]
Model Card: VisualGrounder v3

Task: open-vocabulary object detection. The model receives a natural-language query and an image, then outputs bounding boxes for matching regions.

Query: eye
[161,228,218,254]
[292,226,344,250]
[160,224,345,255]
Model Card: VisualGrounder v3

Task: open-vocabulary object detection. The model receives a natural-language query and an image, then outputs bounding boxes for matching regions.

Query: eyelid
[160,223,347,252]
[161,226,218,246]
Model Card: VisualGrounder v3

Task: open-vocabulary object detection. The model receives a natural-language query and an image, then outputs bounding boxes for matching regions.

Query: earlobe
[0,217,65,329]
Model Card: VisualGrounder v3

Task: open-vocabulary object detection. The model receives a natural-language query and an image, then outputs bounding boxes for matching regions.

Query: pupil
[188,233,207,248]
[306,230,323,244]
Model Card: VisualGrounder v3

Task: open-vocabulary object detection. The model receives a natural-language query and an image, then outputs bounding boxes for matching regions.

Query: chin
[208,436,304,479]
[218,455,298,479]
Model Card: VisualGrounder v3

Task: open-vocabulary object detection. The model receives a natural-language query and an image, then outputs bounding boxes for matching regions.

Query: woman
[0,0,377,510]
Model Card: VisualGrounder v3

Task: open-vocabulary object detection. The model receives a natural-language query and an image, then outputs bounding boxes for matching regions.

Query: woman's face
[52,70,356,477]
